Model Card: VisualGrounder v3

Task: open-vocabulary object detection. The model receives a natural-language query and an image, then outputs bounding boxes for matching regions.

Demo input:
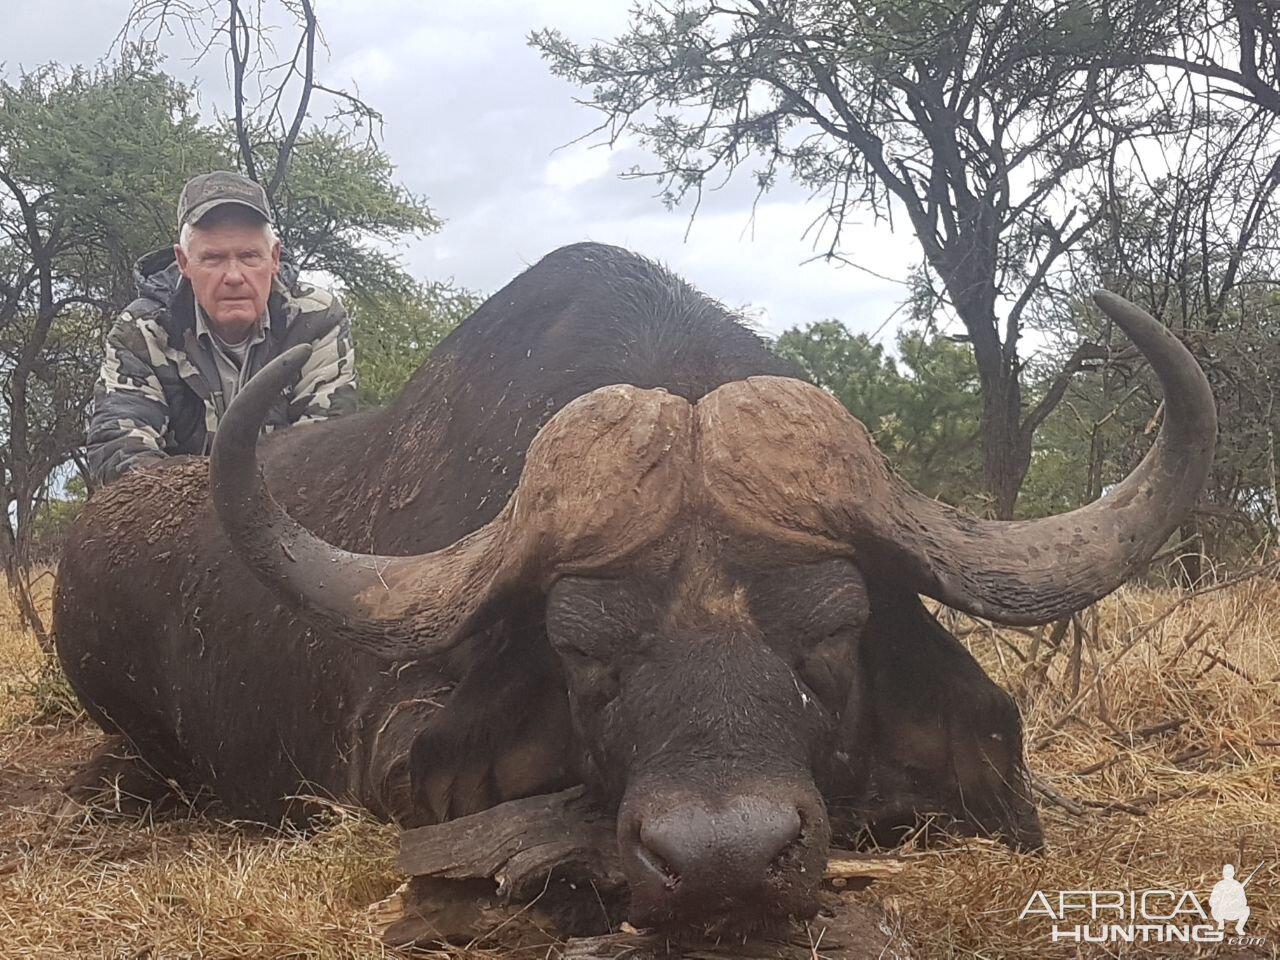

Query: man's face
[175,214,280,343]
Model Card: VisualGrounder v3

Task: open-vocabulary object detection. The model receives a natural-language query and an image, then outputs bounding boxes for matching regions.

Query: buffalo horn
[211,349,690,654]
[856,290,1217,624]
[209,344,525,656]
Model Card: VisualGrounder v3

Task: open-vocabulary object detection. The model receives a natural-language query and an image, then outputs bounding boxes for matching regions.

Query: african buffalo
[54,242,1215,929]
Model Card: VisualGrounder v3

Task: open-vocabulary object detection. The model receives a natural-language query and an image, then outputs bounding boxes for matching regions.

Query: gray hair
[179,218,279,253]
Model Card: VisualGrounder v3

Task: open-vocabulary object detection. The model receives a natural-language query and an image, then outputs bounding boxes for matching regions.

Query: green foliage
[349,281,481,407]
[28,476,87,563]
[0,49,451,589]
[888,332,985,502]
[2,651,84,729]
[249,129,441,296]
[1021,284,1280,547]
[0,53,228,570]
[532,0,1169,516]
[774,322,904,432]
[0,54,227,303]
[775,321,983,504]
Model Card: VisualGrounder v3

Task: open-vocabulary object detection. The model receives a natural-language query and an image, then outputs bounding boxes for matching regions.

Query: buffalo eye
[795,629,855,711]
[745,559,869,712]
[554,640,619,691]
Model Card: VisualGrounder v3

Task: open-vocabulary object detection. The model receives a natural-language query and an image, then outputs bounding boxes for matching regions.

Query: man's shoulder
[286,282,344,321]
[108,302,175,353]
[279,282,348,348]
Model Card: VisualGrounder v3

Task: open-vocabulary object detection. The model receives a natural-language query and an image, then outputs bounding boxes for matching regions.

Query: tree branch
[229,0,258,181]
[1020,341,1115,441]
[265,0,316,200]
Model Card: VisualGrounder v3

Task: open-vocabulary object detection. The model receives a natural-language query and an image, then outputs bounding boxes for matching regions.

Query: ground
[1,574,1277,959]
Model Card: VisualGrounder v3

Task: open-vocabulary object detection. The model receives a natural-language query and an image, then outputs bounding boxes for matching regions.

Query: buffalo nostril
[637,798,803,886]
[620,789,830,925]
[634,836,681,890]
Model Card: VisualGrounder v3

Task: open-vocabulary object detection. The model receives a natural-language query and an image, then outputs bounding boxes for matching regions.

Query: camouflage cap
[177,171,272,228]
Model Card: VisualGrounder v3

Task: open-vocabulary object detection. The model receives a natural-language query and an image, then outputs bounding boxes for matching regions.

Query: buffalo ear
[406,629,577,825]
[373,697,440,827]
[834,586,1043,850]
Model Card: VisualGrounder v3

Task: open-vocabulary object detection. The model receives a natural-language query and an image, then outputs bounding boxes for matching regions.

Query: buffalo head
[208,291,1215,929]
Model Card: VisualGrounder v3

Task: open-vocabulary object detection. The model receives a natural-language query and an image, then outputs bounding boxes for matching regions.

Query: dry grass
[885,578,1280,958]
[0,578,409,959]
[1,576,1277,958]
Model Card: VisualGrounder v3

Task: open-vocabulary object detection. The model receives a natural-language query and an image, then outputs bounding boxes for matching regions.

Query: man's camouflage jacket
[87,247,357,485]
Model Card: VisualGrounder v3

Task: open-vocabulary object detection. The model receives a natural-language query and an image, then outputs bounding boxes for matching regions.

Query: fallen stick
[1031,775,1086,816]
[382,787,913,957]
[1081,797,1148,817]
[1073,754,1123,777]
[1170,746,1212,767]
[398,785,625,900]
[1081,785,1208,818]
[823,854,909,881]
[1032,562,1280,750]
[1113,717,1188,743]
[554,903,916,960]
[1196,649,1260,684]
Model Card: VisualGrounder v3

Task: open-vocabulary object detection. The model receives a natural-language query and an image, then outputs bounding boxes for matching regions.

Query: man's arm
[287,293,358,424]
[86,314,171,486]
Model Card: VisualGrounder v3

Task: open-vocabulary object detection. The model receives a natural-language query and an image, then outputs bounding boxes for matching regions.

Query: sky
[0,0,918,339]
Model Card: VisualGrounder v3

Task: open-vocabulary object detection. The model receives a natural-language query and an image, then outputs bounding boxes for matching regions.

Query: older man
[87,171,356,486]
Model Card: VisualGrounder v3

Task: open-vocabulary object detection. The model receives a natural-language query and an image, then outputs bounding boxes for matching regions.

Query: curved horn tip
[277,342,315,378]
[239,343,314,402]
[864,285,1216,626]
[210,343,316,481]
[1092,289,1126,310]
[1091,289,1156,327]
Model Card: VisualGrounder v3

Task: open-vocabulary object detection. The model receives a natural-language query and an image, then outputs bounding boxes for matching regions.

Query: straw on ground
[1,575,1277,958]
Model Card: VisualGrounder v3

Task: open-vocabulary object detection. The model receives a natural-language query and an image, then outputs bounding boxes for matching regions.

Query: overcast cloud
[1,0,918,338]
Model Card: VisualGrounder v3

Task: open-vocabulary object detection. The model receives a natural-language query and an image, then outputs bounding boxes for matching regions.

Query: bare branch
[229,0,258,180]
[265,0,315,199]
